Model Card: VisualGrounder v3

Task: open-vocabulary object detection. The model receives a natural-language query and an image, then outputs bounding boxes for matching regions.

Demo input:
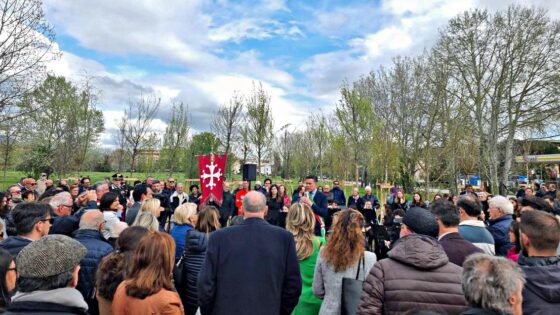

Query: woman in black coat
[179,206,221,315]
[266,185,284,227]
[391,189,409,212]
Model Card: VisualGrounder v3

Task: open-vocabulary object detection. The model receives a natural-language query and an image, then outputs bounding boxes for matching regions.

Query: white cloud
[43,0,560,149]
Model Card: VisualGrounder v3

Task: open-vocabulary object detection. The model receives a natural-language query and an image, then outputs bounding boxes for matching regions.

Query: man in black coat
[198,191,302,315]
[220,182,235,227]
[74,210,113,313]
[518,210,560,314]
[431,200,482,266]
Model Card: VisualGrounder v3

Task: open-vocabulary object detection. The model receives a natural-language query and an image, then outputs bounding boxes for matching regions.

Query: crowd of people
[0,173,558,315]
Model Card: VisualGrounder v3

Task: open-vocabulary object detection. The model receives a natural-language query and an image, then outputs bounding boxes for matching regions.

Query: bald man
[74,210,113,313]
[198,191,302,315]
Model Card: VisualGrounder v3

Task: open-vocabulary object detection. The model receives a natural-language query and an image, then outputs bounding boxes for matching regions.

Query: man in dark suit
[292,175,329,236]
[125,184,152,226]
[198,191,302,315]
[430,200,482,266]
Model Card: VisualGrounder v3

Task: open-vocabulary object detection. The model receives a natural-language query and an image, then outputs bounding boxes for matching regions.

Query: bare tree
[335,81,373,184]
[211,92,243,175]
[115,115,128,172]
[162,102,189,176]
[309,113,329,179]
[435,6,560,193]
[246,82,274,174]
[0,0,58,120]
[122,95,160,175]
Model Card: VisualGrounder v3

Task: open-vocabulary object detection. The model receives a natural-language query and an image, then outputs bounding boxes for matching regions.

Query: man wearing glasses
[49,192,79,236]
[163,177,176,196]
[22,177,39,200]
[0,203,53,257]
[331,180,347,207]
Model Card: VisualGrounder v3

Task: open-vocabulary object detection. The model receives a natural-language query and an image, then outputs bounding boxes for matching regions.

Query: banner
[198,153,228,205]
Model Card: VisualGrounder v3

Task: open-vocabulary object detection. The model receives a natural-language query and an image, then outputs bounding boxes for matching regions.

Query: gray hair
[489,196,514,215]
[79,210,104,230]
[242,191,266,213]
[462,254,525,313]
[49,192,72,210]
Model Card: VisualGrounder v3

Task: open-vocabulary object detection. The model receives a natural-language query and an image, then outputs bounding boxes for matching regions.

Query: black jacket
[220,191,236,220]
[180,229,208,315]
[266,197,283,225]
[518,255,560,314]
[362,194,380,210]
[74,229,113,300]
[347,196,365,211]
[439,232,483,266]
[50,215,80,237]
[198,218,301,315]
[0,236,32,258]
[5,301,88,315]
[331,187,346,206]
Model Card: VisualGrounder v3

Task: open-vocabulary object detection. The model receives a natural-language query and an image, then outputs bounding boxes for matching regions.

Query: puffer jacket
[518,255,560,314]
[357,234,467,315]
[74,229,113,300]
[179,229,208,315]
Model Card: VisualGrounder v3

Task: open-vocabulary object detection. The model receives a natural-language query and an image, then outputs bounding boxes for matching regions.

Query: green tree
[19,75,104,177]
[184,132,221,178]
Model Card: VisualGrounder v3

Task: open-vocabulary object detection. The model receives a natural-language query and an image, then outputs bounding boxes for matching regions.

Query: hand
[384,240,391,248]
[282,206,289,213]
[301,196,312,206]
[87,190,97,202]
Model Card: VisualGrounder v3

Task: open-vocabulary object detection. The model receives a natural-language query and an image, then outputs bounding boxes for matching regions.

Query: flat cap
[17,235,86,278]
[402,207,439,238]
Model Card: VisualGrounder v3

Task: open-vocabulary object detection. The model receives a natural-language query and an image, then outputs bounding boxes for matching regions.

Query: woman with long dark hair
[96,226,149,315]
[266,184,284,227]
[0,248,16,312]
[507,221,521,262]
[112,231,183,314]
[313,209,377,315]
[410,192,427,209]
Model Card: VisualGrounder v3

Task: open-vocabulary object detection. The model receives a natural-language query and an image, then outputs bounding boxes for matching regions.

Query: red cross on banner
[198,153,228,205]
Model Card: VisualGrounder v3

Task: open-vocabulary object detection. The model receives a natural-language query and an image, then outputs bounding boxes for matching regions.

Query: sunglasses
[40,218,55,224]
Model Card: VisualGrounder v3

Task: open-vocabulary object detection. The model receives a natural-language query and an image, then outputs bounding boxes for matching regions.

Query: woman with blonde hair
[139,198,164,218]
[286,203,324,315]
[132,212,160,232]
[112,231,183,314]
[313,209,376,315]
[170,202,198,260]
[179,206,221,314]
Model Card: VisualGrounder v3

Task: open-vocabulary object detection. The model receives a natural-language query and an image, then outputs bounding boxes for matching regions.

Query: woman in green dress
[287,203,324,315]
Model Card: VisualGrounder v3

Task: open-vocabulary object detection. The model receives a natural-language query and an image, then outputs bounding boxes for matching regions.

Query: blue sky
[42,0,560,146]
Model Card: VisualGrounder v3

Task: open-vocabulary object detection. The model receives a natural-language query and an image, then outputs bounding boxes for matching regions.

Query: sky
[42,0,560,147]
